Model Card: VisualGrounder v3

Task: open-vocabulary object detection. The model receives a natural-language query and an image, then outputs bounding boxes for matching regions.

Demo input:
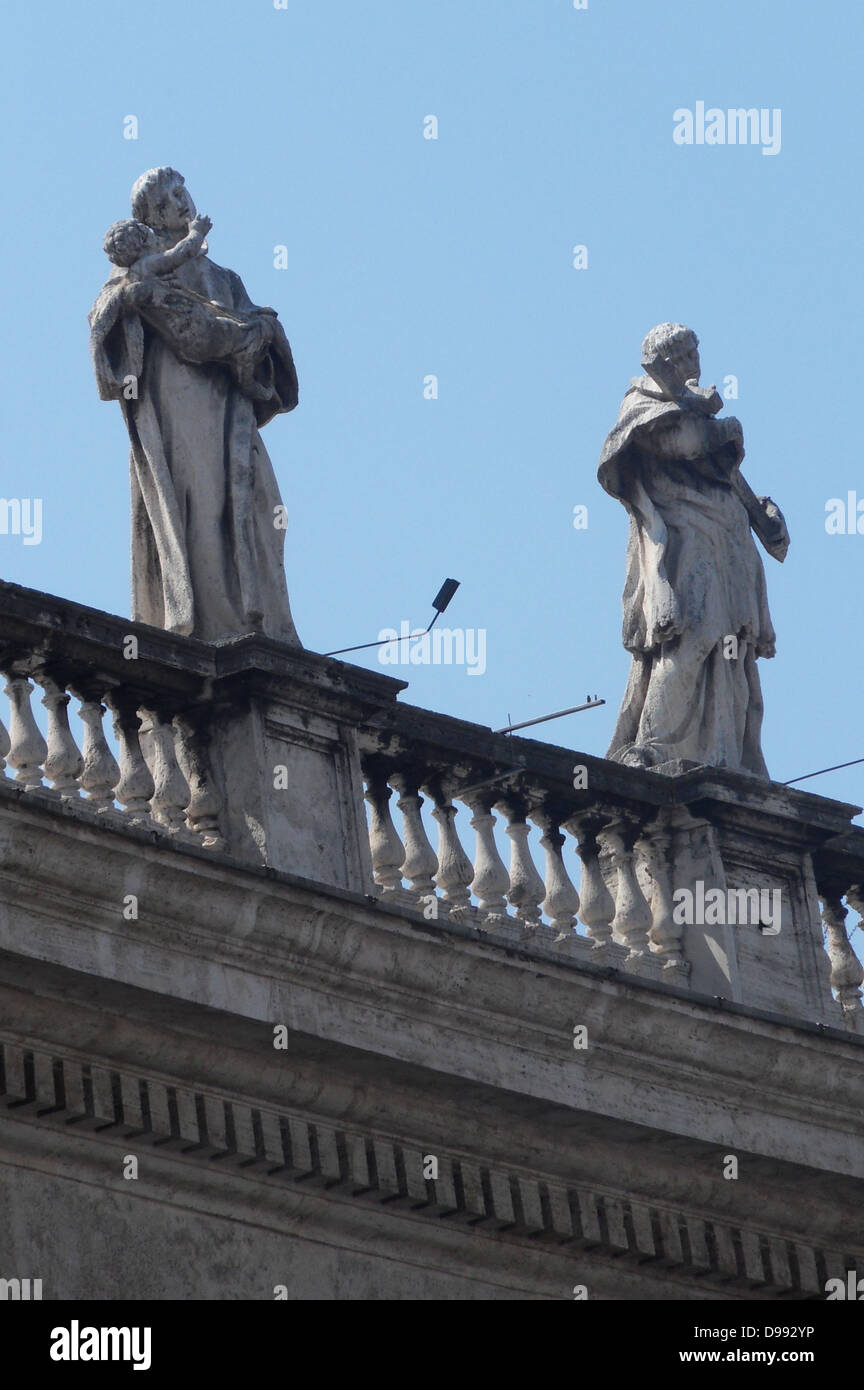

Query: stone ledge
[1,802,864,1189]
[1,1035,853,1301]
[0,779,857,1047]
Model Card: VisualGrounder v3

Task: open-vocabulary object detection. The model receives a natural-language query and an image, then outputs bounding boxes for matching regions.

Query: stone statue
[598,323,789,777]
[89,168,300,644]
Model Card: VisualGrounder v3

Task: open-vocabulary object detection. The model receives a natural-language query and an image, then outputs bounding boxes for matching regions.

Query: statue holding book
[598,323,789,777]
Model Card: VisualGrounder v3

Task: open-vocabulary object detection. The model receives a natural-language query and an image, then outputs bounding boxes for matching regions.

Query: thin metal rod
[494,700,605,735]
[783,756,864,786]
[324,628,430,658]
[325,584,457,656]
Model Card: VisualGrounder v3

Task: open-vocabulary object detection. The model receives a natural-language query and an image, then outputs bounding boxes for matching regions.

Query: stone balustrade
[359,703,864,1028]
[811,832,864,1029]
[0,577,861,1031]
[0,578,403,883]
[0,589,223,848]
[360,731,687,984]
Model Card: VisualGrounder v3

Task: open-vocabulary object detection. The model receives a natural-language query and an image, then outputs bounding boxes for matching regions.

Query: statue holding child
[89,167,300,644]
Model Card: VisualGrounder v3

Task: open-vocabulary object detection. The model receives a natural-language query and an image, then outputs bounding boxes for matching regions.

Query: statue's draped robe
[598,379,775,776]
[89,253,300,644]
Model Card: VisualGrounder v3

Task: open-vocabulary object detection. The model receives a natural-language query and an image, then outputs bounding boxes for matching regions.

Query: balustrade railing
[359,707,864,1025]
[358,722,687,984]
[0,662,223,848]
[813,855,864,1028]
[0,577,862,1030]
[0,584,223,849]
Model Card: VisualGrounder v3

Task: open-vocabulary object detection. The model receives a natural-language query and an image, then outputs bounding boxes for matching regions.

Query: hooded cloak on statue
[598,342,786,778]
[89,167,300,644]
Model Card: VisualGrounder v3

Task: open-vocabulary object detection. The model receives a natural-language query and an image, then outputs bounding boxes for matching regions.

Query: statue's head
[103,218,155,267]
[130,167,196,232]
[641,323,700,392]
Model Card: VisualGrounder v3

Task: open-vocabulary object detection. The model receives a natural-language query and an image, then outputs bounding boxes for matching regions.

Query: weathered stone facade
[0,581,862,1300]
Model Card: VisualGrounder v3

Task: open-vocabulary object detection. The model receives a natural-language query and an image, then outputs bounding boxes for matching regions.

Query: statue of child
[98,213,280,403]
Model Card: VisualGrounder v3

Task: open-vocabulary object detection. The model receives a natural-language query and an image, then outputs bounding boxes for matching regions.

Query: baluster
[844,884,864,942]
[70,685,120,810]
[426,777,474,919]
[2,671,47,790]
[36,672,83,800]
[173,713,224,848]
[0,707,10,778]
[139,706,191,832]
[390,772,438,903]
[605,817,656,969]
[104,693,154,822]
[821,893,864,1027]
[639,818,689,978]
[496,796,545,928]
[463,790,510,921]
[362,767,405,895]
[532,809,580,935]
[566,814,616,949]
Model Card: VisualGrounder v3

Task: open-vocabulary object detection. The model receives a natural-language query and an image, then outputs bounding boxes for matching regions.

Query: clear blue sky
[2,0,862,815]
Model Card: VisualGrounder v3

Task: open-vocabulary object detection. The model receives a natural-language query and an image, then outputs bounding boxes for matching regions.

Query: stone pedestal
[207,638,405,892]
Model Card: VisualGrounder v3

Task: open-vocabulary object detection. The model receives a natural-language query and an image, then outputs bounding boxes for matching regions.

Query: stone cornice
[0,790,862,1192]
[0,578,406,721]
[1,1033,856,1301]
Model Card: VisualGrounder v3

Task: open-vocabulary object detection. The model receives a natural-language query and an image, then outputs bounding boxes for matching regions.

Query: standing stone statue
[89,167,300,644]
[598,323,789,777]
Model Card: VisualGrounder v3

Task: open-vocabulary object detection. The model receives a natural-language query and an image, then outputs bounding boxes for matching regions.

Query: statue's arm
[645,410,788,559]
[729,471,790,561]
[220,268,278,318]
[134,216,212,279]
[647,409,741,458]
[645,410,744,482]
